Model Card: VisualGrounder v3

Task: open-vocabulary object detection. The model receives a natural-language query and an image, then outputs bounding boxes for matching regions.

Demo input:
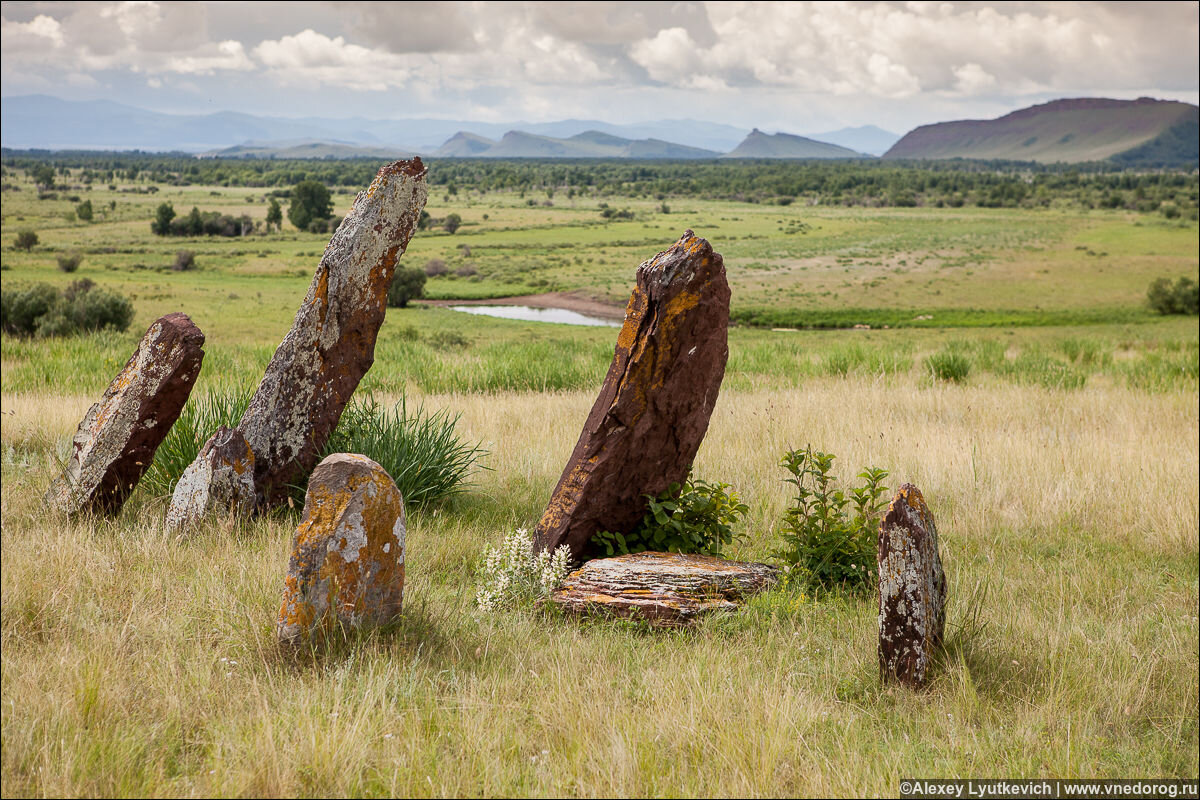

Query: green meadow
[1,161,1197,796]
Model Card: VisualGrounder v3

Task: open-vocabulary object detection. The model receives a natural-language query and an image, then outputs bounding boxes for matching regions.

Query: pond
[448,305,620,327]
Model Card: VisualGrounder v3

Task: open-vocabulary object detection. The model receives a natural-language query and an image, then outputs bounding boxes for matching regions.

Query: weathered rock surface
[236,158,428,506]
[549,551,777,626]
[164,426,256,536]
[532,230,730,559]
[877,483,947,689]
[277,453,406,644]
[44,313,204,516]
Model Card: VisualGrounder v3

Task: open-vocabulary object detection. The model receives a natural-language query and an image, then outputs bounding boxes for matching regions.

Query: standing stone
[236,158,428,506]
[164,426,256,536]
[877,483,947,689]
[277,453,406,645]
[44,313,204,516]
[532,230,730,559]
[550,551,779,626]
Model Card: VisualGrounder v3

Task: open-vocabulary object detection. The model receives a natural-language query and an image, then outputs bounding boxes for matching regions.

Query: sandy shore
[418,291,627,321]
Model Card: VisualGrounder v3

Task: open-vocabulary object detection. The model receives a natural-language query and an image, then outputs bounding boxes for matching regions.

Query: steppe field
[1,163,1197,796]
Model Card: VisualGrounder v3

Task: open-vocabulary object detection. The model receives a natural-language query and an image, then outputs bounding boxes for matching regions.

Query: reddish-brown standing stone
[235,159,428,506]
[532,230,730,559]
[877,483,947,689]
[276,453,406,645]
[44,313,204,516]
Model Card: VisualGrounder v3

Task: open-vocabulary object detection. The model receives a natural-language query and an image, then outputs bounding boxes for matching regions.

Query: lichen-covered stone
[877,483,947,689]
[236,159,428,506]
[550,551,777,626]
[277,453,406,644]
[164,426,256,536]
[533,231,730,559]
[44,313,204,516]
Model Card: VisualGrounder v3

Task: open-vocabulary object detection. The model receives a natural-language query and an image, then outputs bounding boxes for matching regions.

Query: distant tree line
[3,150,1196,217]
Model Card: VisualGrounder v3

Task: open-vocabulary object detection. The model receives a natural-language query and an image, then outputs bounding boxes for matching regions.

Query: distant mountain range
[432,130,721,159]
[722,129,864,158]
[884,97,1199,165]
[4,93,1193,166]
[2,94,894,160]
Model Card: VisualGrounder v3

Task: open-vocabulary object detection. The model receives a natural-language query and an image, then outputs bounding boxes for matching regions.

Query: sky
[2,1,1197,134]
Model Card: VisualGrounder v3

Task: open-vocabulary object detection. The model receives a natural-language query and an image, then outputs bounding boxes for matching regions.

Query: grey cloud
[336,1,476,53]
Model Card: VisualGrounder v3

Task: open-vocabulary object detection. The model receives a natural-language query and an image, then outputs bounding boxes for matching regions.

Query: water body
[448,305,620,327]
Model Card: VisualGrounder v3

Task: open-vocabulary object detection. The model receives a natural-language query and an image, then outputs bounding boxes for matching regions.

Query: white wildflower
[475,527,573,611]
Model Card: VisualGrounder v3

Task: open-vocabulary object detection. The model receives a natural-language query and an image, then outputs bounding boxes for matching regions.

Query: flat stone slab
[549,551,778,626]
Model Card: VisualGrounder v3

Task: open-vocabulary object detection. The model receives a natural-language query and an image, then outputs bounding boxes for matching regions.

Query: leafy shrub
[0,281,132,337]
[144,392,486,509]
[13,230,38,251]
[589,473,749,557]
[387,267,426,308]
[476,528,572,612]
[173,251,196,271]
[75,199,94,222]
[443,213,462,234]
[1,283,59,334]
[925,350,971,382]
[56,251,83,272]
[1147,276,1199,315]
[774,446,889,593]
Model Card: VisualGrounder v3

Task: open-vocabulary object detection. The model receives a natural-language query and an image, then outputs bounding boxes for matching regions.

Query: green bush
[387,267,427,308]
[56,251,83,272]
[1,283,59,334]
[926,350,972,382]
[774,446,889,594]
[13,230,38,251]
[144,392,486,509]
[173,251,196,271]
[1147,276,1199,315]
[590,473,749,557]
[0,280,132,338]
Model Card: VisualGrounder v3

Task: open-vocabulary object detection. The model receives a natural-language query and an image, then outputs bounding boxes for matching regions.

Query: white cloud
[253,29,410,90]
[167,40,254,75]
[952,63,997,96]
[1,14,66,52]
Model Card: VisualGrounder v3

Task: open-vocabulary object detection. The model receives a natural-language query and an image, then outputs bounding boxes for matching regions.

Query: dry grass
[2,378,1197,796]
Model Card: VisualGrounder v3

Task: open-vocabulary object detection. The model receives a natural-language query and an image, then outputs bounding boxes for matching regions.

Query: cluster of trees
[151,203,254,237]
[4,151,1197,216]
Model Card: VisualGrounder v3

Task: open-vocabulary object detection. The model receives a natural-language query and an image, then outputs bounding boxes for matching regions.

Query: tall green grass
[141,390,486,509]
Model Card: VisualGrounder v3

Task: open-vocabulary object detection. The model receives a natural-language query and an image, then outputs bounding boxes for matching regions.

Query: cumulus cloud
[254,29,410,90]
